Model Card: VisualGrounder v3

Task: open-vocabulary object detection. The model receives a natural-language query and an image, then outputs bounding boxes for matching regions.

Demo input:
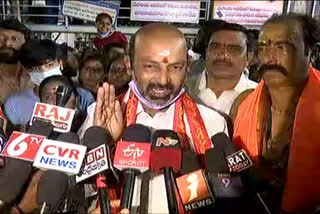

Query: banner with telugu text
[130,1,201,24]
[213,1,284,26]
[62,0,120,24]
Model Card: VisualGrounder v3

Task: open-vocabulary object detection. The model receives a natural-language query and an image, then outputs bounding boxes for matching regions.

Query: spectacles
[208,43,245,56]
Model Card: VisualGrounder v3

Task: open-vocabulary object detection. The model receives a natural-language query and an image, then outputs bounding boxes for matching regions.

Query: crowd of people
[0,11,319,214]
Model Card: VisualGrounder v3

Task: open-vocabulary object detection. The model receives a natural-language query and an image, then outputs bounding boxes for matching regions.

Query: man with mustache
[0,19,33,103]
[231,14,320,213]
[79,23,228,213]
[189,22,257,115]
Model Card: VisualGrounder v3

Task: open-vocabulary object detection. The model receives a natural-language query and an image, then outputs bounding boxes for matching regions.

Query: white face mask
[29,66,62,86]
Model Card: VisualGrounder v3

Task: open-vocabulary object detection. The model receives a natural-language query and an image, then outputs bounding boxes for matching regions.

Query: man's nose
[5,39,13,48]
[260,49,280,65]
[158,67,169,85]
[216,48,231,61]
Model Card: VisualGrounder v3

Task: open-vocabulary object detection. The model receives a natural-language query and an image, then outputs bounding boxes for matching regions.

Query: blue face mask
[98,31,112,38]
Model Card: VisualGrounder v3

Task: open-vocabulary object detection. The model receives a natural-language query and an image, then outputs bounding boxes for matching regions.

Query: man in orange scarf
[232,14,320,213]
[80,23,228,213]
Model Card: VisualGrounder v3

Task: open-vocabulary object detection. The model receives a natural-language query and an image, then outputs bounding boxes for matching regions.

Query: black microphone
[115,124,151,211]
[82,126,116,214]
[0,158,32,213]
[205,133,248,212]
[37,170,69,214]
[57,131,80,145]
[28,120,53,137]
[224,138,272,214]
[180,150,200,175]
[56,84,72,107]
[176,150,214,212]
[150,130,181,214]
[0,128,7,153]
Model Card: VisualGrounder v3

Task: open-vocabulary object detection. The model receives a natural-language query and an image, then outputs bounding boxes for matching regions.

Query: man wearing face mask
[39,75,93,132]
[79,23,228,213]
[3,39,94,126]
[0,18,33,103]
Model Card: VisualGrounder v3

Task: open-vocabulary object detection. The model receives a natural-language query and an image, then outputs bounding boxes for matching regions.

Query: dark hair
[0,18,31,41]
[79,51,105,71]
[103,42,126,71]
[103,42,126,55]
[192,19,227,56]
[209,22,248,51]
[129,33,136,66]
[20,39,67,68]
[263,14,320,56]
[95,13,113,24]
[246,29,260,53]
[39,75,78,101]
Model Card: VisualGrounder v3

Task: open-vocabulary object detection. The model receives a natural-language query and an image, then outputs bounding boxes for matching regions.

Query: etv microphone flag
[176,169,214,211]
[0,131,45,161]
[113,140,151,172]
[30,102,75,133]
[33,139,87,175]
[75,144,110,183]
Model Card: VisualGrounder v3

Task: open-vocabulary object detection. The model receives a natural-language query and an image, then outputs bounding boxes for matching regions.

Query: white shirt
[78,89,228,213]
[197,70,258,115]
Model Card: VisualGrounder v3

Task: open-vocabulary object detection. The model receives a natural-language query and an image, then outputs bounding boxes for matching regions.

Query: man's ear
[123,55,132,75]
[187,56,192,73]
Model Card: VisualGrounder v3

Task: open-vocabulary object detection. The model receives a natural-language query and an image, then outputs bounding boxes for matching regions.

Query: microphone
[82,126,115,214]
[223,138,272,214]
[38,170,69,214]
[113,124,151,211]
[176,150,214,212]
[0,128,7,153]
[0,158,32,213]
[150,130,181,214]
[28,120,53,137]
[205,133,247,212]
[57,132,80,145]
[56,84,72,107]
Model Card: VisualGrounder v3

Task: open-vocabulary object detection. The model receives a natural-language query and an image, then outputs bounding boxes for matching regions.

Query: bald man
[79,23,229,213]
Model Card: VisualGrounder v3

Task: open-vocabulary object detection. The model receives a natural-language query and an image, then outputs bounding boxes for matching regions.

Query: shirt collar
[198,70,250,94]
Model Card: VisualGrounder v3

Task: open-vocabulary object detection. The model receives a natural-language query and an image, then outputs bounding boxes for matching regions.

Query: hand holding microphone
[10,170,44,214]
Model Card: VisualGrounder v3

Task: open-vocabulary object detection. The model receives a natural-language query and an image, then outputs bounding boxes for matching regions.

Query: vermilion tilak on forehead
[162,57,168,64]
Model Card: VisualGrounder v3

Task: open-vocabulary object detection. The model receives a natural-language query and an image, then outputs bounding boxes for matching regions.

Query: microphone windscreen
[150,130,181,173]
[28,120,53,137]
[0,128,7,152]
[83,126,113,150]
[57,132,80,145]
[210,132,230,152]
[37,170,68,207]
[224,141,240,157]
[151,129,181,150]
[180,150,200,174]
[205,148,229,173]
[56,85,72,107]
[0,158,32,203]
[122,124,151,142]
